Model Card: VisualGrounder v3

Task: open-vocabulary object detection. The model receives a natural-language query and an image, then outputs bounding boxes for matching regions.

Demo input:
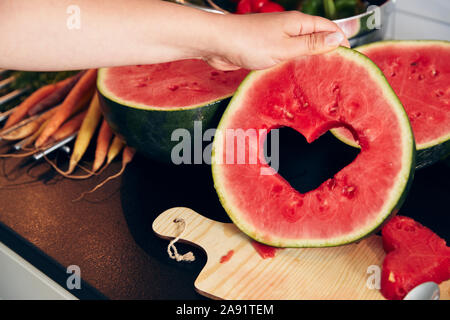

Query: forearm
[0,0,224,71]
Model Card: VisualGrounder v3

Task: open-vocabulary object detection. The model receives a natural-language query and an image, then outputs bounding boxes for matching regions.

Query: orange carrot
[74,146,135,201]
[0,107,57,141]
[92,119,114,172]
[35,86,94,148]
[90,135,124,175]
[28,72,85,116]
[49,110,87,143]
[20,118,52,150]
[35,69,97,147]
[4,77,72,128]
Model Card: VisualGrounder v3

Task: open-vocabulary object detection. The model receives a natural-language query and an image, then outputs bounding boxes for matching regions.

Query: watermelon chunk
[381,216,450,300]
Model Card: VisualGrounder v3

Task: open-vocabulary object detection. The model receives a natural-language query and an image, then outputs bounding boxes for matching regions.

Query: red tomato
[236,0,253,14]
[258,1,285,13]
[251,0,270,11]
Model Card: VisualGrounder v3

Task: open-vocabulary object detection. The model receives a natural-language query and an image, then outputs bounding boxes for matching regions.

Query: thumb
[292,31,346,56]
[203,56,241,71]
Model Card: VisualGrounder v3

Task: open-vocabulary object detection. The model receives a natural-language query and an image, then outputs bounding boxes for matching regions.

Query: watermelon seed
[431,69,439,77]
[271,185,283,194]
[326,178,336,190]
[283,200,303,223]
[326,102,338,115]
[136,83,147,88]
[410,112,422,122]
[319,200,329,212]
[211,71,219,76]
[284,111,294,120]
[435,90,444,97]
[168,85,179,91]
[342,185,356,199]
[332,84,340,94]
[404,226,416,232]
[294,199,304,208]
[397,287,406,296]
[418,74,425,81]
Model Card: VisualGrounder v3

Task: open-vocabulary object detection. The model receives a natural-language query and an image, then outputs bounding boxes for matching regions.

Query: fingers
[284,11,340,37]
[282,11,350,56]
[286,30,348,57]
[340,36,351,48]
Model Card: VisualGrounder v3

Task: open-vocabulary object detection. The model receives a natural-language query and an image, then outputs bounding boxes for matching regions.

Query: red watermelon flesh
[101,59,249,109]
[212,48,415,247]
[333,41,450,157]
[381,216,450,300]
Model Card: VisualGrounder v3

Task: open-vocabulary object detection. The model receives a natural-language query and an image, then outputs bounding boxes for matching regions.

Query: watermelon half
[212,47,415,247]
[332,40,450,169]
[97,59,249,162]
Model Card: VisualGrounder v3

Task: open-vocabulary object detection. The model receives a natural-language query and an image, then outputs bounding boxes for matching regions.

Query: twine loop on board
[167,218,195,262]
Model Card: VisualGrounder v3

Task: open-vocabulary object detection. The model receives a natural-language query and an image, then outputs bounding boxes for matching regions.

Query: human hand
[204,11,350,70]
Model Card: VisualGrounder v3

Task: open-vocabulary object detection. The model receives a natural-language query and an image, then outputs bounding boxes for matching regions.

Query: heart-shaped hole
[264,127,360,194]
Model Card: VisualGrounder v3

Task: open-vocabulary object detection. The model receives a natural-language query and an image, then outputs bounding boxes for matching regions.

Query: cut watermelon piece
[97,59,249,162]
[332,40,450,169]
[212,47,415,247]
[381,216,450,300]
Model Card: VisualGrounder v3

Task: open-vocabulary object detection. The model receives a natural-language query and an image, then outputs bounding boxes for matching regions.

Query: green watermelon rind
[97,68,233,162]
[331,40,450,169]
[212,47,415,248]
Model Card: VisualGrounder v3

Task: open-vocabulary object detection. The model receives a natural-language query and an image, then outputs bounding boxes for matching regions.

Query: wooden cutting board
[152,207,450,300]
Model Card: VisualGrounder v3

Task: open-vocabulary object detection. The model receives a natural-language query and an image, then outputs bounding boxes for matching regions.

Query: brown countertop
[0,129,448,299]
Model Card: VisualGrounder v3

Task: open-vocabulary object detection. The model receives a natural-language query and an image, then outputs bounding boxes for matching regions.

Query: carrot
[4,77,72,129]
[0,149,42,158]
[67,93,102,174]
[27,71,85,116]
[35,86,94,148]
[0,107,57,141]
[87,134,125,175]
[35,69,97,147]
[19,118,52,150]
[49,110,87,143]
[106,135,125,166]
[73,146,135,201]
[44,154,97,180]
[92,119,114,172]
[20,89,89,150]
